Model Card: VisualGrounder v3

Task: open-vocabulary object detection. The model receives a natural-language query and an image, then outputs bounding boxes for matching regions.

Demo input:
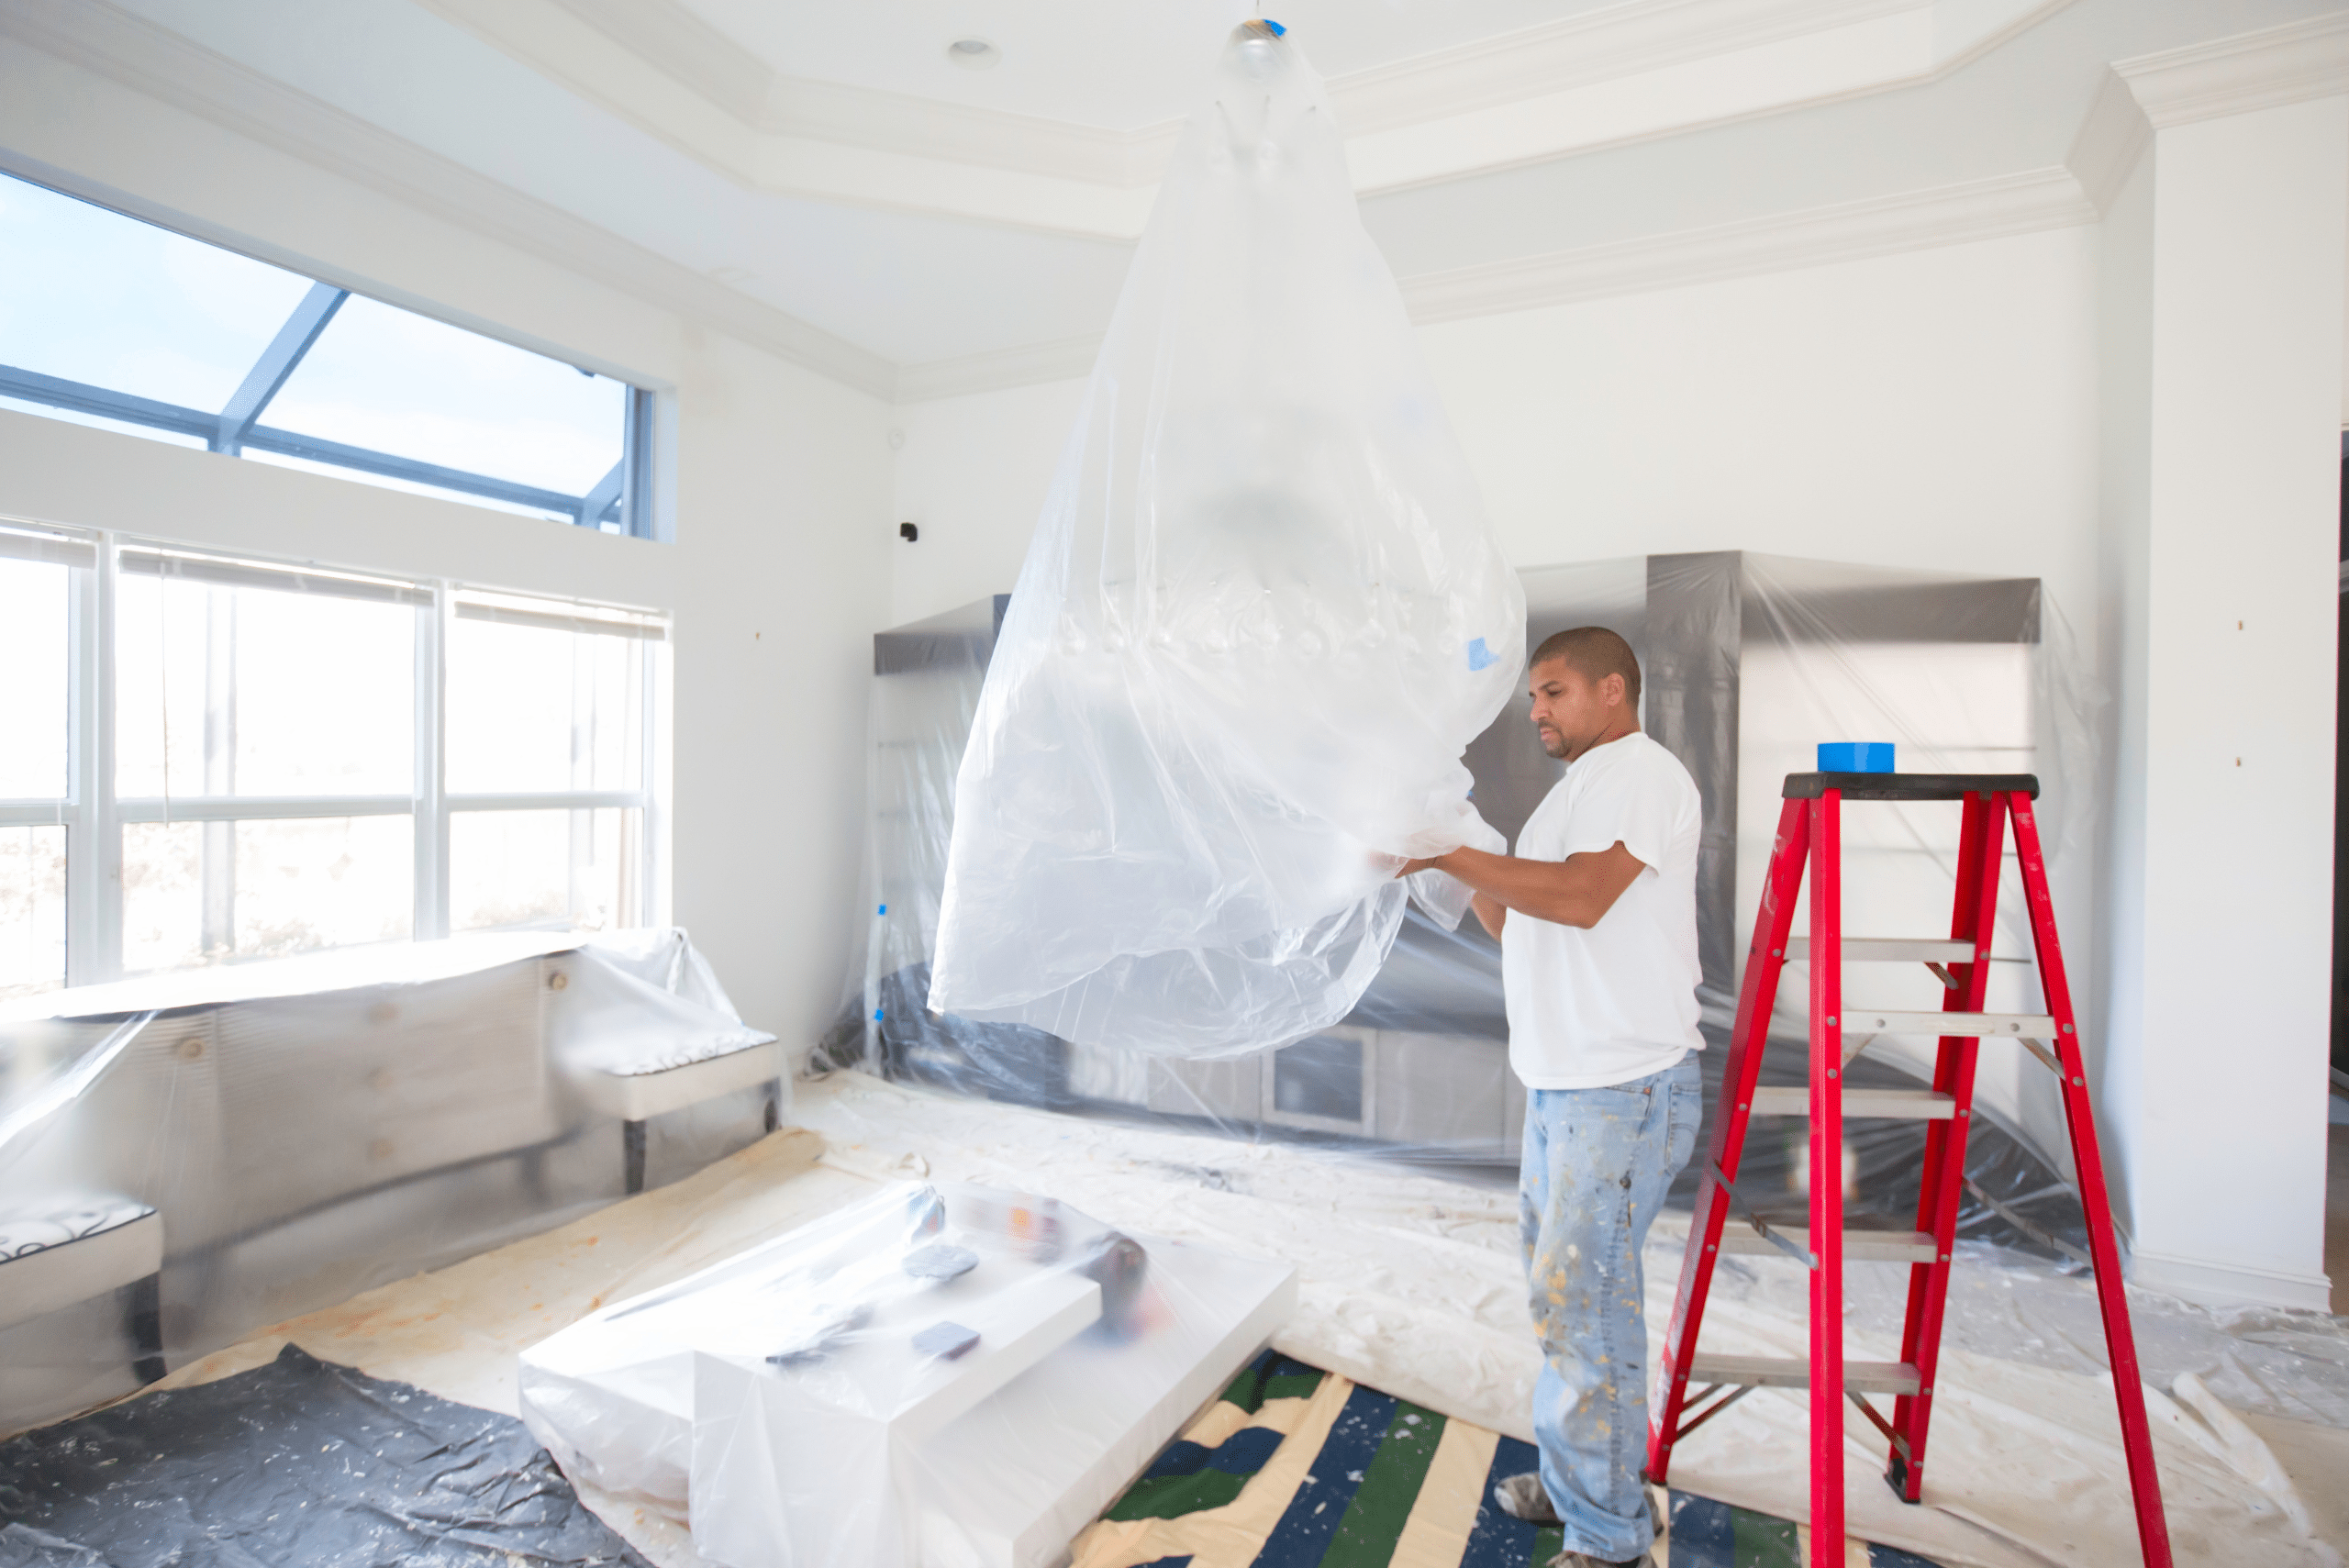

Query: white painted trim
[1399,168,2094,326]
[457,0,1967,173]
[892,167,2099,403]
[541,0,769,123]
[361,0,2074,237]
[2064,14,2349,220]
[896,337,1104,405]
[2064,69,2152,217]
[764,76,1174,188]
[2128,1247,2332,1314]
[0,0,897,400]
[1331,0,1932,136]
[2113,10,2349,131]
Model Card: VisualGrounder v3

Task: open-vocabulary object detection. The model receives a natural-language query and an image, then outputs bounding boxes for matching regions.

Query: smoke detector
[946,37,1000,70]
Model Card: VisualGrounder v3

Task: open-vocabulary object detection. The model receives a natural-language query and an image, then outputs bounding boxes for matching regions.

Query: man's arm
[1416,841,1647,931]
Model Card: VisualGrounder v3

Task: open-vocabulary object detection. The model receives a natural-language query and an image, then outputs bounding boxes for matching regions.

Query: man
[1406,626,1703,1568]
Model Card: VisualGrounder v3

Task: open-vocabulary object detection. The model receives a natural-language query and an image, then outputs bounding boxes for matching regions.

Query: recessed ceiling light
[946,37,1000,70]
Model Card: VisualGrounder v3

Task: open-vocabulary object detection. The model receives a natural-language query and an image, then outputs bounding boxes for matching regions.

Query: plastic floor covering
[0,1334,1920,1568]
[52,1071,2349,1568]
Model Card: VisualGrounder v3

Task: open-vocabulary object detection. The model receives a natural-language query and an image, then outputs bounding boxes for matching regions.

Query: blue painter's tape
[1466,637,1497,672]
[1259,17,1286,35]
[1818,741,1895,773]
[873,1009,885,1022]
[1252,1385,1396,1566]
[877,904,887,916]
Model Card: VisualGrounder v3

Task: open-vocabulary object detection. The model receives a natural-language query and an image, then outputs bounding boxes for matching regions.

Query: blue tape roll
[1817,741,1895,773]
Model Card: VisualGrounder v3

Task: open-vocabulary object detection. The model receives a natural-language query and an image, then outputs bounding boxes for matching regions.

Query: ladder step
[1840,1008,2058,1039]
[1686,1353,1923,1396]
[1718,1226,1939,1263]
[1784,937,1974,963]
[1749,1086,1957,1119]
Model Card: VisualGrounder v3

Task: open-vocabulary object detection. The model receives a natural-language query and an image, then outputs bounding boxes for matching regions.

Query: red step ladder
[1645,773,2171,1567]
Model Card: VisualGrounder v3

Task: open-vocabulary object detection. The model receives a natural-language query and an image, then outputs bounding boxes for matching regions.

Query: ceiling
[662,0,1648,129]
[6,0,2343,394]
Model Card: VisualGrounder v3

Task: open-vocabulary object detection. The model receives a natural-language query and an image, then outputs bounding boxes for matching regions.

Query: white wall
[0,38,896,1045]
[2097,95,2347,1313]
[885,210,2338,1308]
[890,378,1087,626]
[893,225,2103,657]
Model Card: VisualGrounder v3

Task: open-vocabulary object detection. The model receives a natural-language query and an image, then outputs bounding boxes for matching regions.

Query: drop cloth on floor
[147,1072,2345,1568]
[787,1073,2347,1568]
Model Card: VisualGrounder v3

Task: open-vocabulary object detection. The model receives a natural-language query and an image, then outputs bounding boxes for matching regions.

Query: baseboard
[2129,1249,2332,1314]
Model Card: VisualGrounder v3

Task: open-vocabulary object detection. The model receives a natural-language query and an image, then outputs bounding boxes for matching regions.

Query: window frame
[0,177,659,539]
[0,520,669,989]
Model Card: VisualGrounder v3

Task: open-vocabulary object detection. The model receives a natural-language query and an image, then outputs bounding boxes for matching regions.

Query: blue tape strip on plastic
[1466,637,1497,672]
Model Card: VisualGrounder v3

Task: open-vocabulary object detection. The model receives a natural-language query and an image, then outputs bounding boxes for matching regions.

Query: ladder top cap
[1783,772,2040,802]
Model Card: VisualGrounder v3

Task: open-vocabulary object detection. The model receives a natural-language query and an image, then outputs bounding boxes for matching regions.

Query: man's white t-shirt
[1501,731,1704,1090]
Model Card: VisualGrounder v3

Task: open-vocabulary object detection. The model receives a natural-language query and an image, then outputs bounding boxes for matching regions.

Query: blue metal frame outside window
[0,212,655,539]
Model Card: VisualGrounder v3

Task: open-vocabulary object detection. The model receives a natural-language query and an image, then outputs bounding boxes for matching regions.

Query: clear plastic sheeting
[825,551,2107,1260]
[518,1180,1296,1568]
[0,928,779,1439]
[928,22,1521,1058]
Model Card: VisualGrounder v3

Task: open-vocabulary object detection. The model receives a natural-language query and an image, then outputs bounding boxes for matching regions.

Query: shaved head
[1531,627,1642,711]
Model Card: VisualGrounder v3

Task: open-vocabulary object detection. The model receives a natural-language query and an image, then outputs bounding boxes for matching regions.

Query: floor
[131,1073,2349,1567]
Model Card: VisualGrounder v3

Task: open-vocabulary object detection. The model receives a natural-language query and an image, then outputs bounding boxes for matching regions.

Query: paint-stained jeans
[1520,1055,1703,1562]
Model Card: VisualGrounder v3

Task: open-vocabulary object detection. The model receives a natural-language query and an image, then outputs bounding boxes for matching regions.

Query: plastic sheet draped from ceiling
[827,552,2106,1260]
[0,928,778,1439]
[926,22,1523,1059]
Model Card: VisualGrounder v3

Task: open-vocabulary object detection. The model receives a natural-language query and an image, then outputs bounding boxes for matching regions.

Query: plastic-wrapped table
[519,1182,1296,1568]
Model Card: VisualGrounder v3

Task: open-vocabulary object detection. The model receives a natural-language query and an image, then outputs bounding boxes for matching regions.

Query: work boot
[1493,1473,1562,1525]
[1542,1553,1643,1568]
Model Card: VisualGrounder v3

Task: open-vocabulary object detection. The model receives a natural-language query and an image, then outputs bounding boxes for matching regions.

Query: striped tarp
[1070,1353,1945,1568]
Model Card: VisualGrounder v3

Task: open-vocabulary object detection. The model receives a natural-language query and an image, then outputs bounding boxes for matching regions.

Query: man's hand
[1395,854,1507,940]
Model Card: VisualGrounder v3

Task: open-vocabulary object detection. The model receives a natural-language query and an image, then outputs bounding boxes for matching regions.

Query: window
[0,517,666,998]
[445,592,660,936]
[0,531,73,996]
[0,172,654,536]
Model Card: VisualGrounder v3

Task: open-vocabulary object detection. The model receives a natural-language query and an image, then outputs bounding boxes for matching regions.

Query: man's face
[1528,658,1624,762]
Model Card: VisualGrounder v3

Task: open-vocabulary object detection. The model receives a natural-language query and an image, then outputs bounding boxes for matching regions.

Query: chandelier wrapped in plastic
[927,21,1523,1057]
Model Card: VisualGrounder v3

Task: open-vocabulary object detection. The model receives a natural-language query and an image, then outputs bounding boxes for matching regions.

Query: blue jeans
[1519,1055,1703,1562]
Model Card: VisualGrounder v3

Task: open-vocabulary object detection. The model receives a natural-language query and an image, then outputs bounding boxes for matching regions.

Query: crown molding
[763,76,1174,188]
[2065,11,2349,217]
[1342,0,2068,195]
[2112,10,2349,131]
[1328,0,1925,137]
[896,336,1105,405]
[1397,167,2095,326]
[2064,69,2152,216]
[894,166,2097,404]
[412,0,2072,238]
[0,0,896,399]
[544,0,767,122]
